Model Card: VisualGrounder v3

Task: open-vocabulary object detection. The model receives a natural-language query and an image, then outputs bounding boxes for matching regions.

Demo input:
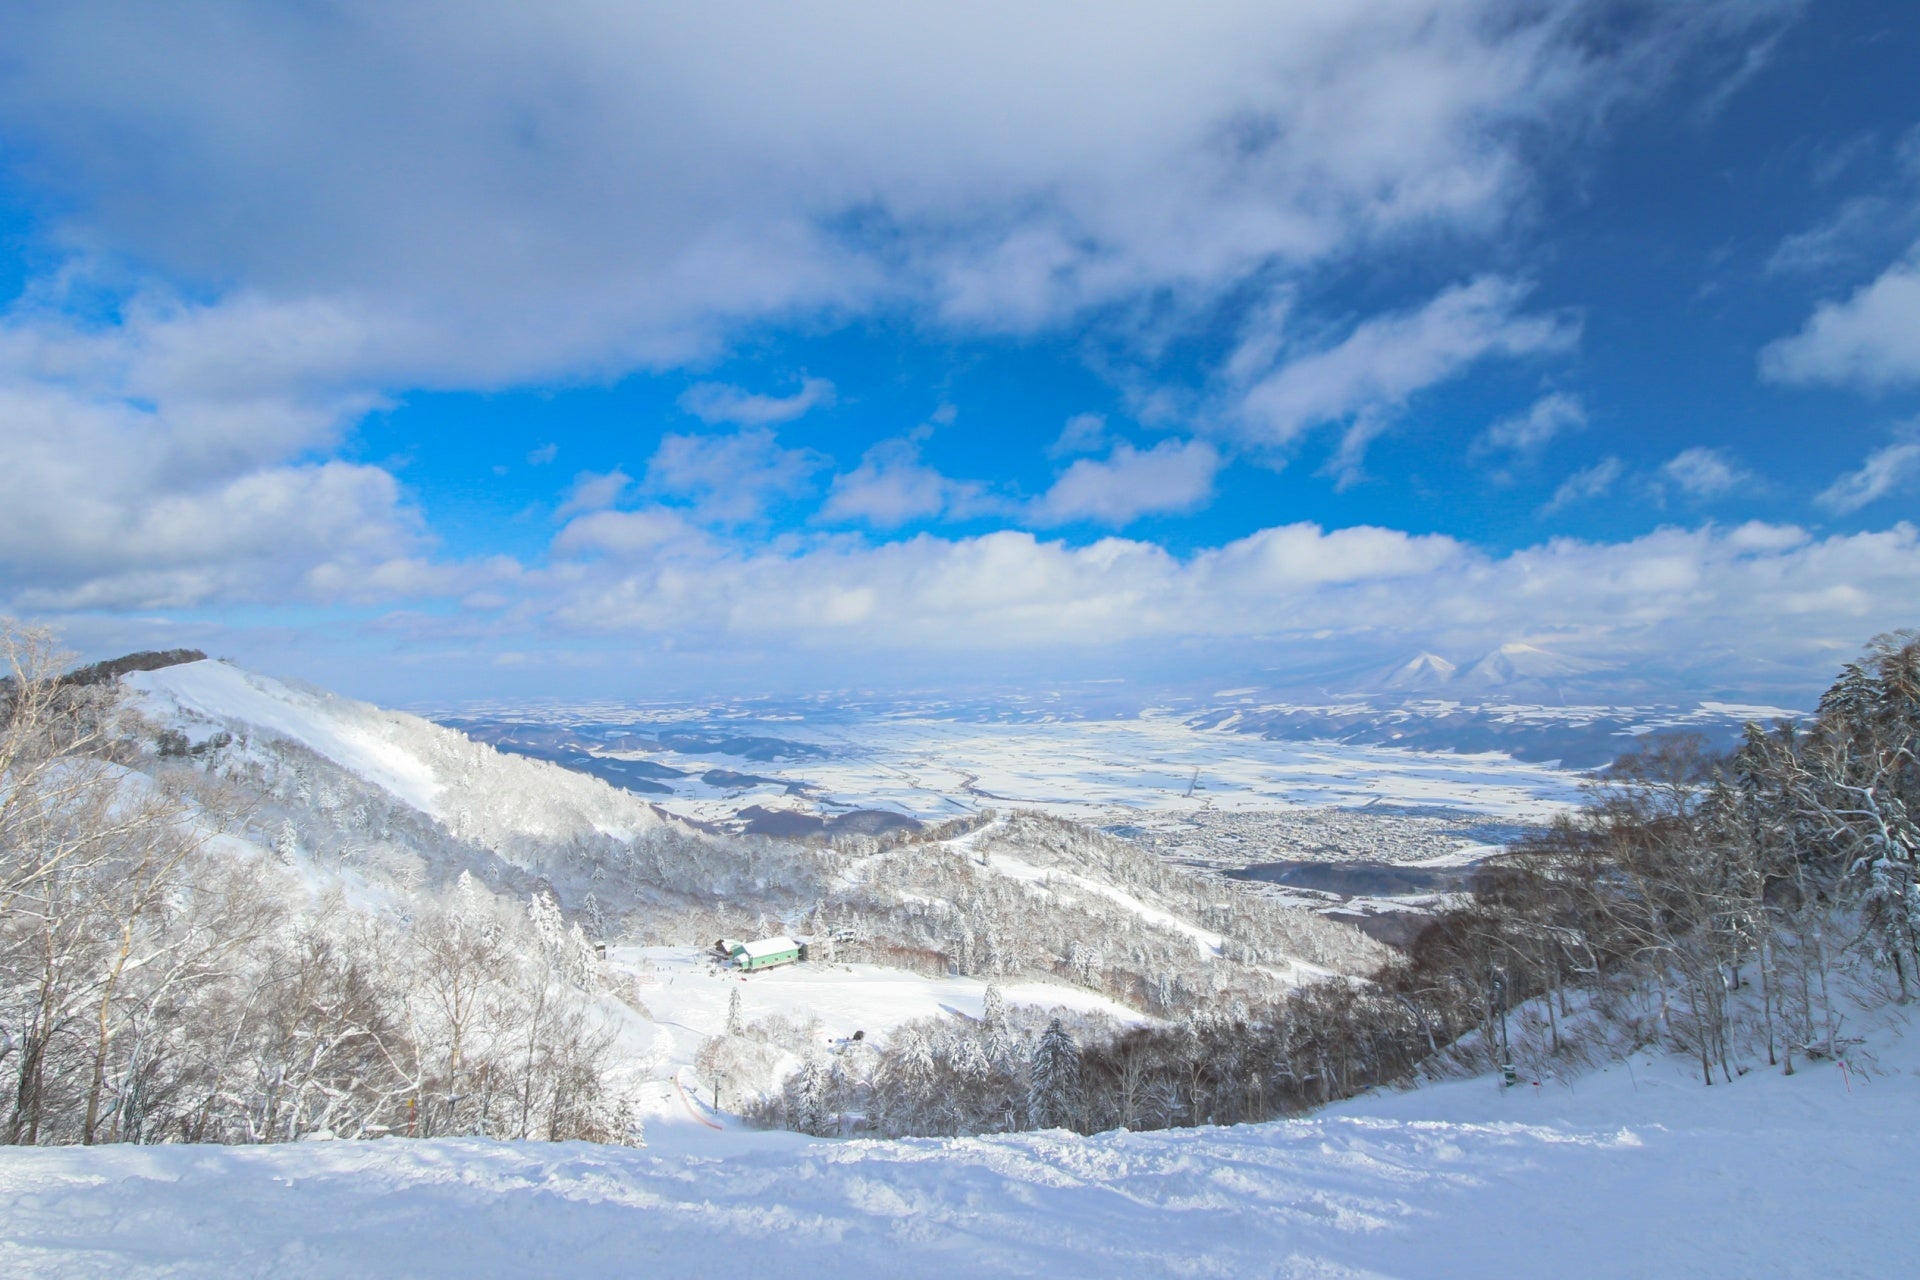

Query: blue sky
[2,1,1918,703]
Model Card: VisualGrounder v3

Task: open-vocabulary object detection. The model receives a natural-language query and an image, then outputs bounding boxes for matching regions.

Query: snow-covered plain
[2,1009,1909,1279]
[620,712,1588,827]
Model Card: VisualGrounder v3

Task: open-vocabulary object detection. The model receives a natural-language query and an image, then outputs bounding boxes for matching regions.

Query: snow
[1697,700,1801,720]
[127,660,445,817]
[1402,841,1505,868]
[2,1010,1910,1278]
[983,848,1227,957]
[589,945,1148,1132]
[49,665,1896,1273]
[609,945,1141,1077]
[123,660,670,850]
[4,671,1905,1275]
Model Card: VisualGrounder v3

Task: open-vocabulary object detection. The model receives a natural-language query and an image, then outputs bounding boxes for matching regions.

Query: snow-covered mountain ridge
[1378,640,1606,692]
[1191,692,1799,767]
[126,659,674,846]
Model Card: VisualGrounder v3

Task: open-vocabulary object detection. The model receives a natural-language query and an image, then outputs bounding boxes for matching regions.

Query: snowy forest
[807,810,1389,1007]
[0,627,638,1146]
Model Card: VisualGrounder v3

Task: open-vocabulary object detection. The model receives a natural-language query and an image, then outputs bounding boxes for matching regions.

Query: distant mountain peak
[1459,641,1602,688]
[1380,652,1458,689]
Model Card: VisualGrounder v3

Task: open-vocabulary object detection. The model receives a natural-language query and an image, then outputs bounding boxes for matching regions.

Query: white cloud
[1030,439,1222,526]
[0,291,388,471]
[0,310,441,611]
[1543,456,1624,512]
[552,507,701,557]
[1475,392,1586,456]
[1817,436,1920,514]
[818,435,993,529]
[1767,124,1920,278]
[1658,447,1750,500]
[1050,412,1109,458]
[305,554,521,607]
[1764,195,1912,276]
[1762,244,1920,389]
[534,516,1920,695]
[0,0,1816,642]
[0,2,1785,385]
[527,443,558,465]
[1230,277,1579,471]
[553,469,631,520]
[644,428,826,522]
[678,378,836,427]
[1900,123,1920,178]
[0,431,430,611]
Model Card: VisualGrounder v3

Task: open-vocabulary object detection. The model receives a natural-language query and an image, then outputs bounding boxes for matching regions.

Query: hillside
[126,659,673,845]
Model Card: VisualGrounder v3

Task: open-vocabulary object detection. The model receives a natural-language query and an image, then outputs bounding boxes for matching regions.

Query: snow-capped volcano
[1370,642,1606,695]
[1380,651,1458,689]
[1457,641,1605,689]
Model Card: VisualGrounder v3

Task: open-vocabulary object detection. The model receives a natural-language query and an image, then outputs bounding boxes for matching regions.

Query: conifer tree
[981,984,1005,1031]
[1026,1018,1082,1131]
[791,1055,829,1136]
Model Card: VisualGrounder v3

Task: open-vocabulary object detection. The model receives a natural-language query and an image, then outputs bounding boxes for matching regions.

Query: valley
[436,697,1599,942]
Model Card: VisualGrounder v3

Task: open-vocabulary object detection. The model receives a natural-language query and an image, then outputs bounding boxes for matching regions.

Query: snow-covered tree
[789,1054,830,1136]
[1026,1019,1082,1132]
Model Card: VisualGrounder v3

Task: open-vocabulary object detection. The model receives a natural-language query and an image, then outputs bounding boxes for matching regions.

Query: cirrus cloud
[1817,431,1920,514]
[1229,277,1580,478]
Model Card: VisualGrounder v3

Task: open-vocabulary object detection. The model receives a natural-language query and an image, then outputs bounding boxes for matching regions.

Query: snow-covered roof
[738,936,799,959]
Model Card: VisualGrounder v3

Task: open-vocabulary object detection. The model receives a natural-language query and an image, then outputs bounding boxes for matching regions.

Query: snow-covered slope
[125,659,672,848]
[3,1008,1909,1279]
